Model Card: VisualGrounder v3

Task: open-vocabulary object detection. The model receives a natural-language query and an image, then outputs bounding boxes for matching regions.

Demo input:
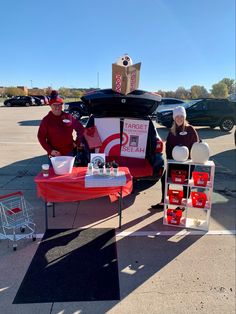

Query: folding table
[34,167,132,229]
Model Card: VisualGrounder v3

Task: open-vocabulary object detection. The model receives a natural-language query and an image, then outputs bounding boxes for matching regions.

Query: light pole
[97,72,99,89]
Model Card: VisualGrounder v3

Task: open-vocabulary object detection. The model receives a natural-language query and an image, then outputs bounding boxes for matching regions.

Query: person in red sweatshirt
[151,106,199,210]
[37,96,84,157]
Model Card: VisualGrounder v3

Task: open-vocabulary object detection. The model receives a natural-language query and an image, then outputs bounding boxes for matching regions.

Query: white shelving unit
[163,159,215,231]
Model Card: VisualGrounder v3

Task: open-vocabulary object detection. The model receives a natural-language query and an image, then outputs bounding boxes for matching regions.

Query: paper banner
[121,119,149,159]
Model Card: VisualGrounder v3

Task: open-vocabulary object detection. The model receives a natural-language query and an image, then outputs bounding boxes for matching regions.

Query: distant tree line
[1,87,97,98]
[2,77,235,99]
[157,78,235,99]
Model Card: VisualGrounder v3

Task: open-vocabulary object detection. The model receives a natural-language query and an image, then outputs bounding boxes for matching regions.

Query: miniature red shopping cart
[0,191,36,250]
[192,172,209,187]
[191,191,207,208]
[167,208,183,225]
[168,189,184,205]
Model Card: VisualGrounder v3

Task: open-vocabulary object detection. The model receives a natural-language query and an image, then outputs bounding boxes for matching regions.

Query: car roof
[65,101,84,105]
[30,95,46,98]
[162,97,184,101]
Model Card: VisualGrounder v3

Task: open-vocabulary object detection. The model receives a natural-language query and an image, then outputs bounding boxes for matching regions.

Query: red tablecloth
[34,167,133,203]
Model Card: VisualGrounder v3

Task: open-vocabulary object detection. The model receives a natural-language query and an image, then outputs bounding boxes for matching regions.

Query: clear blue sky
[0,0,235,92]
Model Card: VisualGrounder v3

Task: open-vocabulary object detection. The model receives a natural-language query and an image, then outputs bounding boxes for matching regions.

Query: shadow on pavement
[70,216,204,312]
[0,152,235,312]
[0,155,47,178]
[197,128,232,139]
[211,148,236,175]
[18,120,41,126]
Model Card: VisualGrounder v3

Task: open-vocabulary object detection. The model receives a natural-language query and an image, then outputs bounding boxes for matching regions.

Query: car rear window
[162,99,184,105]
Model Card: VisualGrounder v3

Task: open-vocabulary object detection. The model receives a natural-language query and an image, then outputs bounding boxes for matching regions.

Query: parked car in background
[228,93,236,101]
[157,98,236,132]
[64,101,89,119]
[4,96,39,107]
[152,97,185,117]
[30,95,49,105]
[81,89,164,181]
[31,97,43,106]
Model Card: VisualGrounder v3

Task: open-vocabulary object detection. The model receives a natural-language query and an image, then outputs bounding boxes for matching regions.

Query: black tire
[70,109,81,120]
[220,117,234,132]
[25,102,30,107]
[5,102,11,107]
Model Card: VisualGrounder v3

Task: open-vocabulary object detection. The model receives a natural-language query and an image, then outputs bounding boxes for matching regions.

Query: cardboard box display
[112,62,141,95]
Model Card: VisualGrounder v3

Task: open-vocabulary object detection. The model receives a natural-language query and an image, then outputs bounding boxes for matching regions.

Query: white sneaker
[47,202,53,206]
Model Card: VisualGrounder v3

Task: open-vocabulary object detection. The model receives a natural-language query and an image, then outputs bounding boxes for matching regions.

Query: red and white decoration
[115,74,122,93]
[95,118,121,157]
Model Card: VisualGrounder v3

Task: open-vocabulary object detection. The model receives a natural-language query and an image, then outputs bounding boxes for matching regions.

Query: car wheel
[5,102,11,107]
[25,102,30,107]
[220,118,234,132]
[70,110,81,120]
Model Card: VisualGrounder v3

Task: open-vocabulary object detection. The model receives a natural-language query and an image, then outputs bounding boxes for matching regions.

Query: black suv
[4,96,39,107]
[157,98,236,132]
[81,89,164,181]
[64,101,89,119]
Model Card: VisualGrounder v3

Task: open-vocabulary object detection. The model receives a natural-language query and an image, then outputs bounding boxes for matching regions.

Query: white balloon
[191,142,210,164]
[172,146,189,162]
[116,54,133,67]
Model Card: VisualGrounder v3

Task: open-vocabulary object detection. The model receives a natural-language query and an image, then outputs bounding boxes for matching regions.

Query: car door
[14,97,22,106]
[186,101,209,125]
[206,100,226,124]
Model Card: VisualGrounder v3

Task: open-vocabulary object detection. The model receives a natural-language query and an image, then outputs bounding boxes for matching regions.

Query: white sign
[121,119,149,159]
[90,153,105,168]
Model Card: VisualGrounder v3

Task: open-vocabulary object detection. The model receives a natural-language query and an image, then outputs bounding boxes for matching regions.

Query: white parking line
[116,230,236,236]
[1,230,235,240]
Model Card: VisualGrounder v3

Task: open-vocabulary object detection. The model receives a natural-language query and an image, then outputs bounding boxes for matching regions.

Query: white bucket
[51,156,75,175]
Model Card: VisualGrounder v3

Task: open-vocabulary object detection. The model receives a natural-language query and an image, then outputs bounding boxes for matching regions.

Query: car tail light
[156,140,163,153]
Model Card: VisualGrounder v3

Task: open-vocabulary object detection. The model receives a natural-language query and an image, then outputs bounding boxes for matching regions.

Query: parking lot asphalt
[0,105,235,314]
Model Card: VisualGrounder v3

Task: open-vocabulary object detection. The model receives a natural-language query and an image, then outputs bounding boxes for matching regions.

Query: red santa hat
[49,96,64,105]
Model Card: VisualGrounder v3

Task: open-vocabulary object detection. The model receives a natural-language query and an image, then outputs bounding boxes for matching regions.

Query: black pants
[160,164,194,203]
